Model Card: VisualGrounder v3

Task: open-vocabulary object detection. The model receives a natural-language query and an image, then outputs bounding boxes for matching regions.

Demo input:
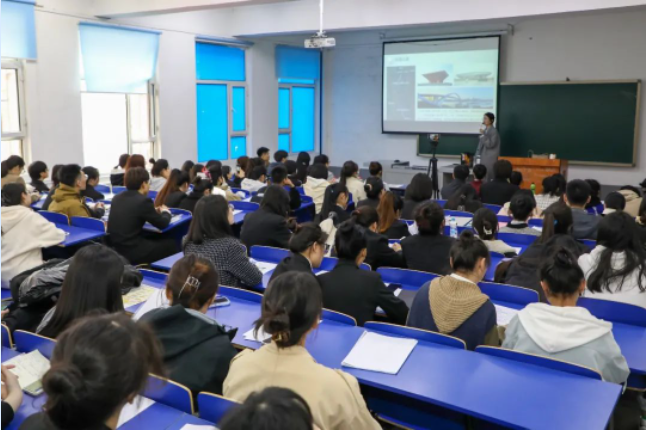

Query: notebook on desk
[4,350,50,396]
[342,332,417,374]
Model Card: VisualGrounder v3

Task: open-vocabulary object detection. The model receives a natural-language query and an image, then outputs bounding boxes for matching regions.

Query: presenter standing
[475,112,500,182]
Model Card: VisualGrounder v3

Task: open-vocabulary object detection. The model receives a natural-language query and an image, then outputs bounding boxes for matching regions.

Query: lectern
[499,157,568,194]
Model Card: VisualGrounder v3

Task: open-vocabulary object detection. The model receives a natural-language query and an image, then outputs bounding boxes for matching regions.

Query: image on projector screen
[382,36,500,134]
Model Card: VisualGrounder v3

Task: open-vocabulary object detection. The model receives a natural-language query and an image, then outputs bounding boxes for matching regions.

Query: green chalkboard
[418,81,641,165]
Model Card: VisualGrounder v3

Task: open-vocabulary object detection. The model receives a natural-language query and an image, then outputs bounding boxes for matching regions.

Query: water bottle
[530,182,536,194]
[449,217,458,238]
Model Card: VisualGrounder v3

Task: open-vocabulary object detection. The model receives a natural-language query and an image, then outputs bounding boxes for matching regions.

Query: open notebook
[4,350,51,395]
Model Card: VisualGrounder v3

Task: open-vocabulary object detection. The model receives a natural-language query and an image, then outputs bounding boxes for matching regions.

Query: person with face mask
[475,112,500,182]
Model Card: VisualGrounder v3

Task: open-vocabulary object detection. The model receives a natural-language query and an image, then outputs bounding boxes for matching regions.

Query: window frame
[1,59,28,158]
[279,82,316,153]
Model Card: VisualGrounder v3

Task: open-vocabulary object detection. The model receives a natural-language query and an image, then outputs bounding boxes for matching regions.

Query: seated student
[179,177,213,213]
[110,154,129,186]
[108,167,176,265]
[366,161,389,191]
[20,313,164,430]
[471,164,487,196]
[510,170,523,187]
[155,169,190,208]
[579,212,646,309]
[189,163,205,183]
[140,254,237,396]
[401,202,455,275]
[230,156,249,188]
[350,206,405,270]
[585,179,602,210]
[318,183,351,226]
[619,185,643,217]
[499,191,541,236]
[149,159,170,192]
[124,153,146,172]
[207,165,240,202]
[480,159,519,206]
[224,272,382,430]
[241,185,293,250]
[268,150,288,176]
[251,165,301,211]
[293,152,311,185]
[503,249,630,384]
[2,363,23,430]
[319,221,408,325]
[270,223,327,283]
[473,208,517,256]
[564,179,600,240]
[402,173,433,220]
[284,160,302,187]
[339,161,367,202]
[257,146,271,167]
[241,165,267,193]
[407,230,498,350]
[37,244,125,338]
[441,164,470,200]
[49,164,105,219]
[444,184,482,213]
[1,155,26,189]
[304,163,330,214]
[313,154,335,182]
[602,191,626,216]
[534,175,562,210]
[28,161,49,193]
[181,160,194,176]
[184,195,262,287]
[81,166,105,202]
[41,164,63,211]
[219,387,314,430]
[222,165,233,184]
[377,191,410,240]
[1,184,66,281]
[357,176,384,210]
[148,157,156,171]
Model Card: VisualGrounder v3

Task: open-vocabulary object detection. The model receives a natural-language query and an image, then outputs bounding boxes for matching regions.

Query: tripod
[426,139,440,200]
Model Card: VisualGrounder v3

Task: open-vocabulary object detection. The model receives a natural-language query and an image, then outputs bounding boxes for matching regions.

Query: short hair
[82,166,100,181]
[566,179,592,206]
[542,176,559,196]
[510,171,523,186]
[493,160,513,180]
[5,155,25,171]
[450,230,491,272]
[274,150,288,162]
[600,191,624,213]
[151,159,169,177]
[415,201,445,235]
[59,164,83,187]
[369,161,383,177]
[308,163,328,180]
[473,164,487,180]
[125,167,150,191]
[453,165,470,181]
[484,112,495,123]
[249,165,267,181]
[284,159,298,175]
[509,190,536,221]
[270,165,288,184]
[405,173,433,202]
[257,147,270,157]
[28,161,48,181]
[313,154,329,165]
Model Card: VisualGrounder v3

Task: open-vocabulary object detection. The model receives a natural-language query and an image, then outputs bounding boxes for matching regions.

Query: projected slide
[383,36,499,134]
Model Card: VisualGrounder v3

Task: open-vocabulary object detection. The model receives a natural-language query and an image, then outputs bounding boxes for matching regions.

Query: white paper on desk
[376,288,401,314]
[117,396,155,427]
[512,247,523,255]
[123,285,158,309]
[250,259,277,275]
[4,350,50,392]
[342,332,417,374]
[180,425,218,430]
[243,326,271,343]
[494,304,519,326]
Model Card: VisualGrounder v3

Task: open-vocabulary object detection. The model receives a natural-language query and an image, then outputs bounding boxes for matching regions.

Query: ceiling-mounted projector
[304,35,336,49]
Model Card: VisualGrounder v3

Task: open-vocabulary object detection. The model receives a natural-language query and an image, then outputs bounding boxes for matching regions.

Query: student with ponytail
[155,169,189,208]
[224,272,381,430]
[339,160,367,202]
[178,177,214,213]
[318,183,350,225]
[407,230,498,350]
[350,206,405,269]
[140,254,237,396]
[357,176,384,210]
[503,248,629,384]
[473,208,517,256]
[20,313,164,430]
[270,223,328,283]
[376,191,410,239]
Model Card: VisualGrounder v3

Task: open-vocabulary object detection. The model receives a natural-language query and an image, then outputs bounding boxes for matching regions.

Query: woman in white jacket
[1,183,66,281]
[304,164,330,214]
[578,212,646,309]
[339,161,367,203]
[503,248,629,384]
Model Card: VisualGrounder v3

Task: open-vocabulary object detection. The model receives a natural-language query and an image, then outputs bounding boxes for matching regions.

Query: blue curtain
[1,0,37,59]
[275,46,320,80]
[78,23,160,94]
[196,43,245,81]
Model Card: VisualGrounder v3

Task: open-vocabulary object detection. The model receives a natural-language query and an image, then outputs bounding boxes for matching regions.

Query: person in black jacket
[109,153,129,186]
[480,159,519,206]
[251,165,301,211]
[318,220,408,326]
[318,183,350,226]
[140,254,238,397]
[154,169,189,209]
[402,173,433,220]
[241,185,293,250]
[108,167,176,265]
[270,223,328,284]
[179,177,213,213]
[81,166,105,201]
[401,201,456,274]
[440,164,469,200]
[377,191,410,240]
[357,176,384,210]
[41,164,62,211]
[351,206,405,270]
[28,160,49,193]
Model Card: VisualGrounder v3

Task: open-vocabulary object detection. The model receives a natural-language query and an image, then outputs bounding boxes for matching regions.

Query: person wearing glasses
[184,195,262,288]
[270,223,328,284]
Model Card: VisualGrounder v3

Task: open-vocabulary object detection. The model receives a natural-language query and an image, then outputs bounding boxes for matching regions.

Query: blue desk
[151,252,184,271]
[54,224,106,247]
[30,196,46,211]
[2,289,11,301]
[143,210,192,234]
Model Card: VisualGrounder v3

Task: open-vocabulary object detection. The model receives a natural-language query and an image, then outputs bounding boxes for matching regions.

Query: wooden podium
[499,157,568,194]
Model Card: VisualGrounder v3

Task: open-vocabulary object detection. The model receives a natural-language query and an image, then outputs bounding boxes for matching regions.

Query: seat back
[319,256,370,272]
[230,188,251,199]
[230,200,260,212]
[112,186,127,194]
[39,211,69,225]
[377,267,440,291]
[14,330,56,359]
[300,194,313,204]
[475,346,602,380]
[528,218,544,228]
[250,246,289,263]
[219,286,263,303]
[432,199,447,208]
[1,324,12,348]
[497,215,512,223]
[578,297,646,327]
[94,184,111,194]
[197,392,240,424]
[364,322,465,349]
[497,232,539,246]
[483,204,503,212]
[444,210,474,218]
[478,281,539,306]
[144,374,194,414]
[70,216,106,232]
[322,309,357,326]
[150,252,185,272]
[148,190,158,199]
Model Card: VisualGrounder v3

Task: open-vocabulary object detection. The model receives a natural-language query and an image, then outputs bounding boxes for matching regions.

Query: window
[1,60,27,160]
[196,42,248,161]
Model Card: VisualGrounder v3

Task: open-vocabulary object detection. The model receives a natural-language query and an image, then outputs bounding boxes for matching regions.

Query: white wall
[322,8,646,186]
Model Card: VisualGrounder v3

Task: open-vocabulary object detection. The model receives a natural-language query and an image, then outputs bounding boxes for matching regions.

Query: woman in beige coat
[223,272,380,430]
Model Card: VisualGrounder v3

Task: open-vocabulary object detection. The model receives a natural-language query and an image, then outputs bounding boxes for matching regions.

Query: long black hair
[319,183,348,221]
[539,202,573,244]
[185,195,233,245]
[587,212,646,294]
[261,185,290,217]
[364,177,384,200]
[339,161,359,186]
[334,220,367,261]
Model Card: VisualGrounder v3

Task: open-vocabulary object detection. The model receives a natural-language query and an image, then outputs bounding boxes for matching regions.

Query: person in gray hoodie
[503,248,629,384]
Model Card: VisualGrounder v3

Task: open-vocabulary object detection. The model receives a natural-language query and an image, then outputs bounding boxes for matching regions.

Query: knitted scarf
[429,276,488,333]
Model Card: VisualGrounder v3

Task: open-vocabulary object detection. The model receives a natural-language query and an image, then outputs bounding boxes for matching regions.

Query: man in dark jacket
[267,150,288,177]
[441,165,471,200]
[251,165,301,211]
[564,179,600,240]
[480,160,519,206]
